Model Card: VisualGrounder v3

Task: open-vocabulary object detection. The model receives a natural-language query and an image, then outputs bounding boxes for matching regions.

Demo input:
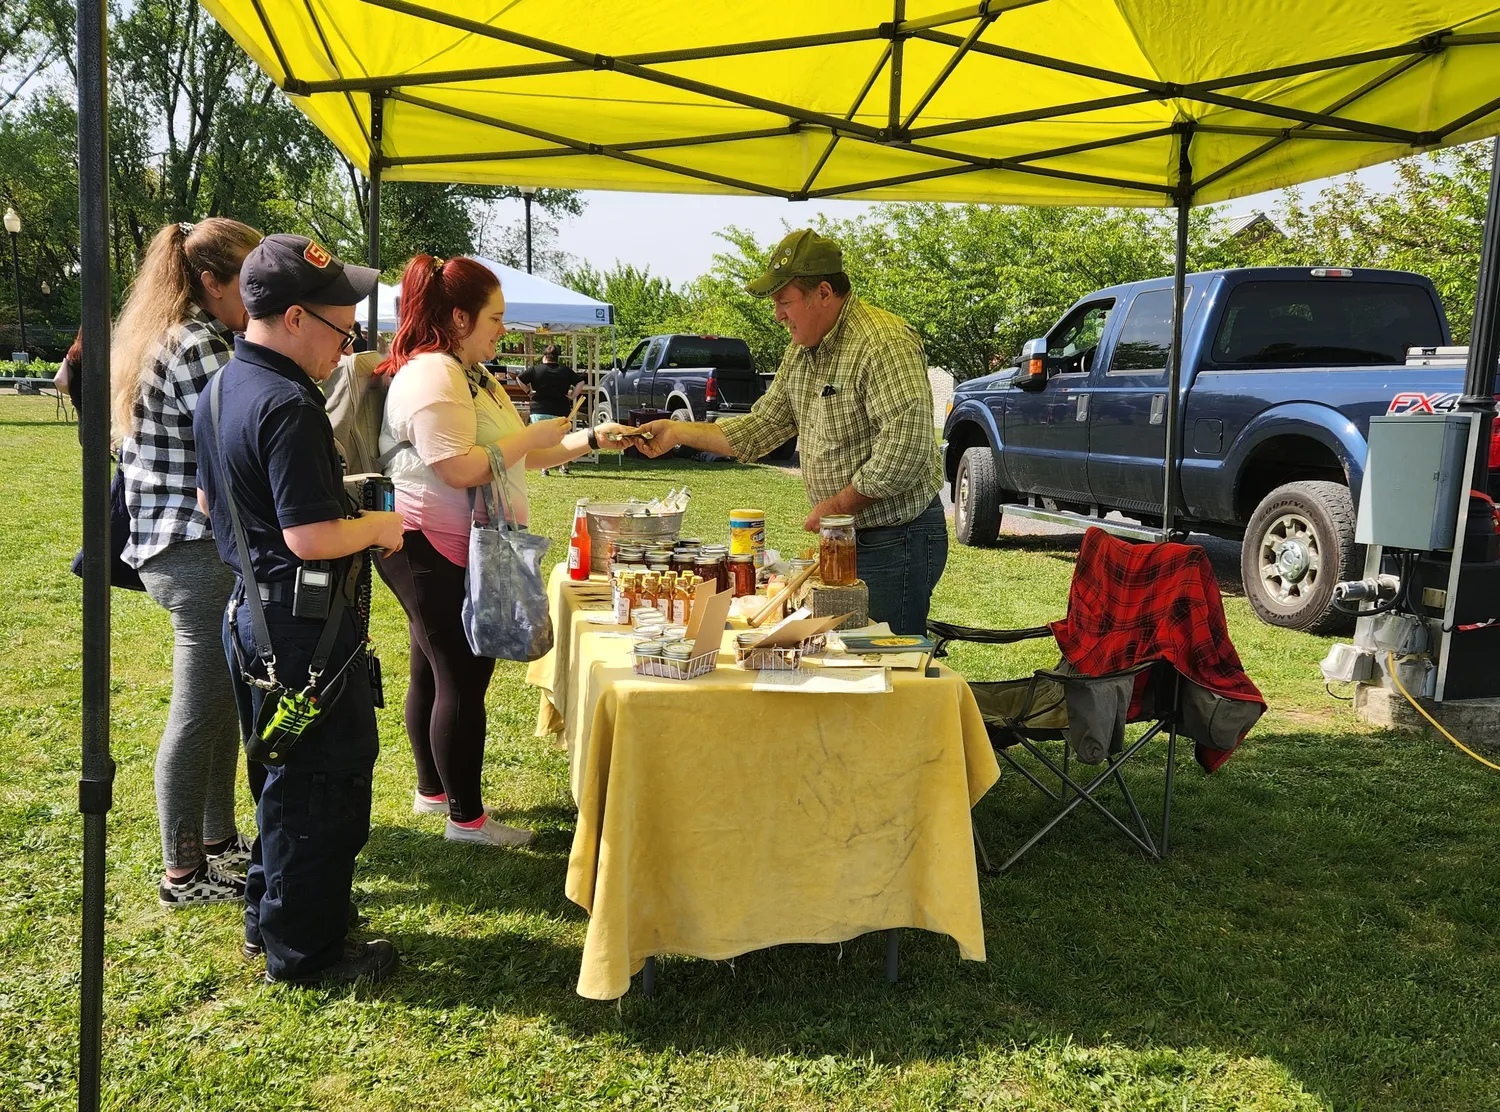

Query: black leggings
[378,529,494,822]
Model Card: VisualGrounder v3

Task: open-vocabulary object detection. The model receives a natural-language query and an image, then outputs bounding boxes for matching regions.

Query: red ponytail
[376,254,500,376]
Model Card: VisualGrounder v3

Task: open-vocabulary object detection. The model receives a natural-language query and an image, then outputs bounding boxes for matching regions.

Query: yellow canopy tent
[197,0,1500,207]
[70,5,1500,1105]
[190,0,1500,534]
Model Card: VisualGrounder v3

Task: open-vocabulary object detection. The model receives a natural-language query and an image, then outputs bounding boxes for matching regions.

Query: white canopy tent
[356,255,614,331]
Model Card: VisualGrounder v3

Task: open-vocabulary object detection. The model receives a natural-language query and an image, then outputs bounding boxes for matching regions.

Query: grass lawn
[3,393,1499,1111]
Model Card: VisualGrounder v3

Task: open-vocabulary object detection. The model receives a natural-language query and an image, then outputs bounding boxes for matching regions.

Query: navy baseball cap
[240,233,379,319]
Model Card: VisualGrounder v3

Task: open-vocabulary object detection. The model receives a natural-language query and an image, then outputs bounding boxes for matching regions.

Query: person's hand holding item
[631,419,678,457]
[804,497,839,532]
[526,416,572,451]
[593,422,637,449]
[366,510,407,555]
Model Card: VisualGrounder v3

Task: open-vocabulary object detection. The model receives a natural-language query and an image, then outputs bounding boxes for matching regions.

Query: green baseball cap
[744,228,844,298]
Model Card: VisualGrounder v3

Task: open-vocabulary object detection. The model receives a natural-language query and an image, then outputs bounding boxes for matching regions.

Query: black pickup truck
[596,333,795,459]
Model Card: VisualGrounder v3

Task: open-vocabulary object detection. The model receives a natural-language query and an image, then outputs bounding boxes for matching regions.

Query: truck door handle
[1150,394,1165,425]
[1075,394,1090,422]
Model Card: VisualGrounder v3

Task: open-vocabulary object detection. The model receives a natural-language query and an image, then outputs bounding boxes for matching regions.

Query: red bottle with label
[568,498,591,581]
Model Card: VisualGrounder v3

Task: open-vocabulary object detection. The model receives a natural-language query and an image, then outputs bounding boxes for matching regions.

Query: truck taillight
[705,375,718,402]
[1490,423,1500,470]
[1310,267,1354,277]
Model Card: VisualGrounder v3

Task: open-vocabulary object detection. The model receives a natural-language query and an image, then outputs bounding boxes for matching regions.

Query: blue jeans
[855,498,949,636]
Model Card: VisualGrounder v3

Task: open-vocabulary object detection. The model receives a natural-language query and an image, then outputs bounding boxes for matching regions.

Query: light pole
[519,185,536,273]
[4,206,26,359]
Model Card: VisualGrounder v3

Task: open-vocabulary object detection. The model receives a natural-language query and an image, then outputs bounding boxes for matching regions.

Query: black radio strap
[210,372,354,690]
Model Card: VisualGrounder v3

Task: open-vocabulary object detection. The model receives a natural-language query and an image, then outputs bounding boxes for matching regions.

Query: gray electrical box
[1355,414,1471,550]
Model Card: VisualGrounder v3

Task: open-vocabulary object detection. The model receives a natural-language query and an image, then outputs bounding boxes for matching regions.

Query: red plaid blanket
[1050,528,1265,772]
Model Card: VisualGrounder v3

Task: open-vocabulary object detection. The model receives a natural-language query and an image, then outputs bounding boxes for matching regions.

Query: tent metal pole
[1163,125,1192,541]
[1460,136,1500,500]
[368,93,383,342]
[888,0,905,134]
[76,0,114,1108]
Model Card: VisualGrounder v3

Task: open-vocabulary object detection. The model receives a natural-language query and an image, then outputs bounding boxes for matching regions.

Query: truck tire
[669,405,720,461]
[954,446,1001,547]
[1241,480,1358,634]
[593,394,614,426]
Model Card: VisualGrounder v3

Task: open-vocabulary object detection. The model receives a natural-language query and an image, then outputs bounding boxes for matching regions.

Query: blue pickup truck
[595,334,763,426]
[942,266,1498,633]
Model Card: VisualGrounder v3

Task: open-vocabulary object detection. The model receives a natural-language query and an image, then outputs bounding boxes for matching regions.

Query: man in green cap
[635,228,946,634]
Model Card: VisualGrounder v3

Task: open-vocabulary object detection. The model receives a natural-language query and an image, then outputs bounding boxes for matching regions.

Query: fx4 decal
[1387,392,1461,415]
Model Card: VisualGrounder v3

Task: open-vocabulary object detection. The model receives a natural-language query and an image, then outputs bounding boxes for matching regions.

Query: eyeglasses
[297,305,358,352]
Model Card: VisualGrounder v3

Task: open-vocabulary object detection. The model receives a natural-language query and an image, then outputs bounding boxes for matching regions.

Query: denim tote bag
[461,463,554,662]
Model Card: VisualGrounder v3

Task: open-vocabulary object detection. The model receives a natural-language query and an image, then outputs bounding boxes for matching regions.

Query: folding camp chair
[930,620,1182,874]
[931,527,1263,874]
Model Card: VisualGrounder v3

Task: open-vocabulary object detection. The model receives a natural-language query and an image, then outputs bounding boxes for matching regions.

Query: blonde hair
[110,218,262,440]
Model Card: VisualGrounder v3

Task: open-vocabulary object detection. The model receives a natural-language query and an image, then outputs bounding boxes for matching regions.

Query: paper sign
[686,589,734,658]
[752,667,891,694]
[751,612,854,650]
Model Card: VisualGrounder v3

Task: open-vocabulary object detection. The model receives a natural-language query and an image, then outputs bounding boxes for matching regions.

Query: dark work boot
[263,939,399,986]
[245,901,363,960]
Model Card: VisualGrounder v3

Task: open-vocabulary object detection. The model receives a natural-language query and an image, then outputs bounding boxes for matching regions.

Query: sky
[545,163,1403,288]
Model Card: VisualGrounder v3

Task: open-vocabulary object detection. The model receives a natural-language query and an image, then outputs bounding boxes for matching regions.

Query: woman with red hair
[377,255,631,847]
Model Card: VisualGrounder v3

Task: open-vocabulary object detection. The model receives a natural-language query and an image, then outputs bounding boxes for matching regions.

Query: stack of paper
[751,668,891,694]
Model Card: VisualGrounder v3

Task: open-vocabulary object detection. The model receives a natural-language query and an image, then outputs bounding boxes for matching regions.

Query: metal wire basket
[632,647,719,680]
[733,634,827,671]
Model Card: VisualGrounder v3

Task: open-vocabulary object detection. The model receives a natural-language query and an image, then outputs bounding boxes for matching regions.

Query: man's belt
[257,580,294,604]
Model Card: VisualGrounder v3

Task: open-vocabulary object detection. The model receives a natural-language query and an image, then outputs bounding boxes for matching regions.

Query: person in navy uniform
[194,234,406,985]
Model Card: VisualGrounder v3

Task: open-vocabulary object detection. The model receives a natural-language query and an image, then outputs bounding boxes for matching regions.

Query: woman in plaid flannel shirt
[110,218,263,908]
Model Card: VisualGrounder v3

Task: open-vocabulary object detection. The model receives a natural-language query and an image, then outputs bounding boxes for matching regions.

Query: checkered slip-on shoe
[206,832,252,877]
[158,861,246,909]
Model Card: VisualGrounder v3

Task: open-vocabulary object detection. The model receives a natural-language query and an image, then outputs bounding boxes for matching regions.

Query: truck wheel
[954,446,1001,546]
[593,395,614,426]
[1241,480,1358,634]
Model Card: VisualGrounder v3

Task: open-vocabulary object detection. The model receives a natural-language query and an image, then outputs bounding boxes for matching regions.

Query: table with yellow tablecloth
[526,566,1000,1000]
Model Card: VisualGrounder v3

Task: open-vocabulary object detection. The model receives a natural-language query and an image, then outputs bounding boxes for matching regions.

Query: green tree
[561,260,687,353]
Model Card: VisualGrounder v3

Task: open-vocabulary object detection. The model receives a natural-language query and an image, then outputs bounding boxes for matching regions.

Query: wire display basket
[632,647,719,680]
[733,634,827,672]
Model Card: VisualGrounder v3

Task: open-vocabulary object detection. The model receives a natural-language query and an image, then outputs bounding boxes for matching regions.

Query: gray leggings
[137,538,241,870]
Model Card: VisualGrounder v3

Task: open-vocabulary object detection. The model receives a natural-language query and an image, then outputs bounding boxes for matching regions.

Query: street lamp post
[519,186,537,274]
[4,206,26,360]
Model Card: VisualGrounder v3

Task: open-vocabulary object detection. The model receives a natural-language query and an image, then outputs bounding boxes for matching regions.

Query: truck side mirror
[1013,338,1049,390]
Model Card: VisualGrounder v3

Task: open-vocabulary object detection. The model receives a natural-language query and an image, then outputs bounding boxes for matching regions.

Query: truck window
[1211,280,1444,366]
[1048,300,1114,375]
[664,338,754,370]
[1108,288,1193,373]
[623,342,648,372]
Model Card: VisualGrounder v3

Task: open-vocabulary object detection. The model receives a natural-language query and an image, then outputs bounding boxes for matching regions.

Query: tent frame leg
[1162,124,1193,541]
[367,92,384,342]
[77,2,115,1110]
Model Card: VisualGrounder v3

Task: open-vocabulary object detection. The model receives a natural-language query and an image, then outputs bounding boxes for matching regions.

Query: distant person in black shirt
[518,344,584,475]
[350,321,369,353]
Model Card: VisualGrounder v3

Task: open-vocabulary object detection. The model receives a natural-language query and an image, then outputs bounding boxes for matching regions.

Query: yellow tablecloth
[526,566,1000,1000]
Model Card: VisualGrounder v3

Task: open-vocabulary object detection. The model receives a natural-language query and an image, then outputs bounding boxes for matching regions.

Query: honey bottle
[641,572,661,610]
[613,571,635,625]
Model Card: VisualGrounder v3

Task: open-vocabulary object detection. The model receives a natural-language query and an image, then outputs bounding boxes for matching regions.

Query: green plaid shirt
[719,294,942,529]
